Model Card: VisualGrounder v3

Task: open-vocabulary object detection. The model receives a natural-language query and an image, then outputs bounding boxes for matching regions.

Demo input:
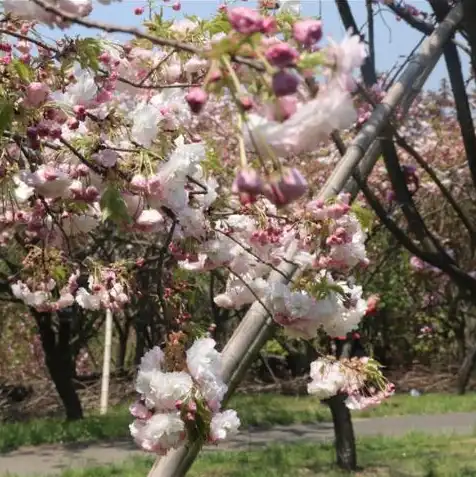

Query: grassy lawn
[50,433,476,477]
[1,392,476,453]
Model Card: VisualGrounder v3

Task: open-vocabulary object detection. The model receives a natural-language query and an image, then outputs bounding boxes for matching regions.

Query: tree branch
[430,0,476,189]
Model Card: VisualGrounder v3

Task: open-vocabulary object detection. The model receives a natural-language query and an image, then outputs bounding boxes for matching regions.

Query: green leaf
[11,59,33,82]
[209,37,236,58]
[52,265,68,283]
[203,13,231,35]
[75,38,102,72]
[100,186,131,225]
[0,101,14,137]
[202,147,223,175]
[297,52,324,71]
[351,203,374,231]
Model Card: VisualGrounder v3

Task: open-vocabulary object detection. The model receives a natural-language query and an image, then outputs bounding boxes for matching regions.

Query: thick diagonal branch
[462,0,476,76]
[431,0,476,189]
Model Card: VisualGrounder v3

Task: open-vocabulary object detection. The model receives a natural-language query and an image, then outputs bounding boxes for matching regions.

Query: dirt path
[1,412,475,476]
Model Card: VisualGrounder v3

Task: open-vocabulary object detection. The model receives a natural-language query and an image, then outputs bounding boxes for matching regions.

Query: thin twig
[30,0,264,71]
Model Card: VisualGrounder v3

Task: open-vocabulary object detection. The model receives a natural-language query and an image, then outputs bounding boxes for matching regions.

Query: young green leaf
[100,186,132,225]
[0,101,14,137]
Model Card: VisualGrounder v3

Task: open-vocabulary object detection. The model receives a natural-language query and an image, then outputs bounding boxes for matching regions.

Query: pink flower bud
[239,96,253,111]
[73,104,86,121]
[134,7,145,15]
[77,164,89,176]
[208,69,222,82]
[49,127,62,140]
[99,52,111,64]
[227,7,264,35]
[238,192,258,206]
[0,43,12,53]
[262,17,277,34]
[262,168,308,207]
[265,43,299,68]
[25,82,50,108]
[26,126,38,139]
[37,123,50,138]
[293,20,323,46]
[95,90,113,104]
[172,2,181,11]
[43,168,58,181]
[272,70,299,97]
[185,87,208,113]
[85,186,100,201]
[232,168,263,195]
[0,55,11,65]
[67,117,79,130]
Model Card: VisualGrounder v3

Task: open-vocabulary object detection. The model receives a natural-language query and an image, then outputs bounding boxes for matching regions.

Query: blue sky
[50,0,470,90]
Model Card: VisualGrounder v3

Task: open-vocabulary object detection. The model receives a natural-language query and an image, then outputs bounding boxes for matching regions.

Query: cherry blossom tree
[8,0,469,473]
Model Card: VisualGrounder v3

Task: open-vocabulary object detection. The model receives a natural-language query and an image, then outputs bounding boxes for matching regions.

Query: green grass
[231,392,476,426]
[46,433,476,477]
[1,392,476,453]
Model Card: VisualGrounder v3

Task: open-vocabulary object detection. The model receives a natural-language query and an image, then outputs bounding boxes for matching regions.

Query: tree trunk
[327,394,357,471]
[457,344,476,394]
[33,309,83,420]
[325,335,358,471]
[134,318,147,366]
[115,314,131,374]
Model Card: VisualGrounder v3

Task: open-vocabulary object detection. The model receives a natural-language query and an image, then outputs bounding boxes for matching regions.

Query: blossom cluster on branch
[308,356,394,409]
[0,0,394,454]
[130,334,240,454]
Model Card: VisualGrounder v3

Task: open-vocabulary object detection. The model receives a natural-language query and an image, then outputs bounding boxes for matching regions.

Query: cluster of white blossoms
[244,81,358,159]
[178,193,368,339]
[268,274,367,339]
[308,358,361,400]
[308,357,395,410]
[130,338,240,454]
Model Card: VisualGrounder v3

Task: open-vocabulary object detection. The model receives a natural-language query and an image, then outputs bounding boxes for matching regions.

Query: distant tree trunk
[33,309,83,420]
[116,333,128,373]
[326,393,357,471]
[324,335,358,472]
[115,313,132,374]
[457,344,476,394]
[134,319,147,366]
